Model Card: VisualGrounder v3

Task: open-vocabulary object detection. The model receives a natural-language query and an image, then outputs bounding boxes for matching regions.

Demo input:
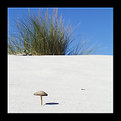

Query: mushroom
[34,91,48,105]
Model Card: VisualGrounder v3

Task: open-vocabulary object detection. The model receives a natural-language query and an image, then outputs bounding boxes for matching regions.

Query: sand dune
[8,55,113,113]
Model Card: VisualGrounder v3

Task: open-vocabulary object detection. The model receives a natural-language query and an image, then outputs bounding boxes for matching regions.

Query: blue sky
[8,7,113,55]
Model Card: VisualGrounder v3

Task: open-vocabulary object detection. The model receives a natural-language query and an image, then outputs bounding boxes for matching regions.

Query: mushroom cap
[34,91,48,96]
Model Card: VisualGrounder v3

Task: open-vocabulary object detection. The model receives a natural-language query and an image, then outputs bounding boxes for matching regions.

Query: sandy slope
[8,55,113,113]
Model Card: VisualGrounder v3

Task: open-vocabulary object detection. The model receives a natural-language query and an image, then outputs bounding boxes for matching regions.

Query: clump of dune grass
[8,8,95,55]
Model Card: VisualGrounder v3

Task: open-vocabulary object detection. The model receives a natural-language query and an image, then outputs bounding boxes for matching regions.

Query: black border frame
[0,0,120,120]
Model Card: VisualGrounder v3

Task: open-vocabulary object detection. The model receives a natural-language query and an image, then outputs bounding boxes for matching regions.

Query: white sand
[8,55,113,113]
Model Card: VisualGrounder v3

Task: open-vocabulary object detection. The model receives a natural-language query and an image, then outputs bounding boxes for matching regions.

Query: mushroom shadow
[45,102,59,105]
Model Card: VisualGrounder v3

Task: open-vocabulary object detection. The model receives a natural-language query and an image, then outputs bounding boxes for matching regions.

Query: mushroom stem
[41,96,42,105]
